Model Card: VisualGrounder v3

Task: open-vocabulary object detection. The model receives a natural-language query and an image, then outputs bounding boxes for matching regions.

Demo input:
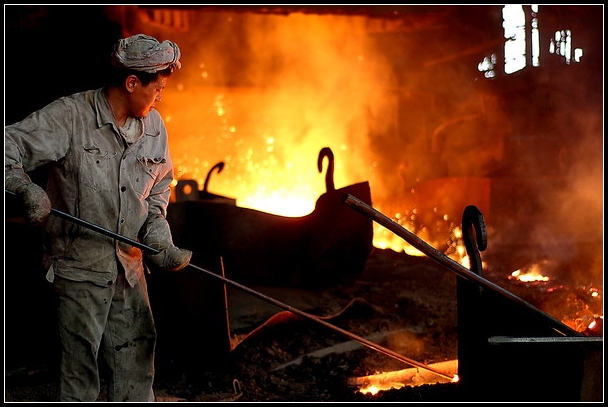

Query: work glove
[6,177,51,224]
[141,215,192,271]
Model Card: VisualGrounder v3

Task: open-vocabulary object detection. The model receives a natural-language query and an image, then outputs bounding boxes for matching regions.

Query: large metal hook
[202,161,225,195]
[317,147,335,192]
[461,205,487,275]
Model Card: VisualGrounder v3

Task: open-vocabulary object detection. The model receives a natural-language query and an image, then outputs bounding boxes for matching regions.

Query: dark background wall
[5,5,122,125]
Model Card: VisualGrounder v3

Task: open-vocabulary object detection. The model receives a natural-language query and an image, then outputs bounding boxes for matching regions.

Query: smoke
[527,101,603,284]
[161,11,389,203]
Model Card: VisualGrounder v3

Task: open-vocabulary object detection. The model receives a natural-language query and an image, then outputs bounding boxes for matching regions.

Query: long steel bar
[188,262,455,380]
[5,189,455,380]
[341,193,582,338]
[5,189,159,254]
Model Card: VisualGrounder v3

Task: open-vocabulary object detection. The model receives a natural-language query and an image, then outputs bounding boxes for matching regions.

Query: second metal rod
[341,193,582,338]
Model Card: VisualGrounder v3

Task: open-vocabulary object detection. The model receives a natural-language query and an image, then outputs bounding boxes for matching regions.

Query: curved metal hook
[203,161,225,193]
[317,147,335,192]
[461,205,487,275]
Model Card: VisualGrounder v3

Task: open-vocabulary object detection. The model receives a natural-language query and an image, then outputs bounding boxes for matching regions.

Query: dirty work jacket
[5,88,175,288]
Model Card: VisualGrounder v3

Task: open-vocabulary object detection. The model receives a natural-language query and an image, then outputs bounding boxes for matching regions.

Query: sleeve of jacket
[139,113,192,271]
[5,98,72,179]
[5,99,72,222]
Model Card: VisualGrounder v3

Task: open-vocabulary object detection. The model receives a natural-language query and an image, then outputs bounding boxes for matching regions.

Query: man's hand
[147,246,192,271]
[141,215,192,271]
[12,181,51,224]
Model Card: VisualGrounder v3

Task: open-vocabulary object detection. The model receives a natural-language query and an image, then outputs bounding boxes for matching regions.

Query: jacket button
[107,280,113,286]
[121,186,126,192]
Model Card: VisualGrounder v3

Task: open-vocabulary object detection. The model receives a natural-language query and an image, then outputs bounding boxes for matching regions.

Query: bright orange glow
[352,360,459,394]
[509,264,550,283]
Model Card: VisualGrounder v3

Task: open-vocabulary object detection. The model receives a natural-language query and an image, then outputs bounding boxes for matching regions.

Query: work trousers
[53,270,156,402]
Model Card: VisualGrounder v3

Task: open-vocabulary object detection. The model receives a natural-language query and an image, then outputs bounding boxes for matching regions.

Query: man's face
[130,76,168,119]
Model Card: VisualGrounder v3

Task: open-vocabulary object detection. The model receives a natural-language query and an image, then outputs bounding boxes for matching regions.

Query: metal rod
[5,189,160,254]
[5,189,455,380]
[341,193,583,338]
[190,262,455,380]
[220,256,233,352]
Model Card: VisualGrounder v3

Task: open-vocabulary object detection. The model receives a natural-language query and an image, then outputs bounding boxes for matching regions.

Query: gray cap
[111,33,181,73]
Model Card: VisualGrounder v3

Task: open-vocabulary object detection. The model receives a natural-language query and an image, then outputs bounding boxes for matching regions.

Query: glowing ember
[587,318,598,330]
[350,359,459,395]
[370,207,474,269]
[583,316,603,336]
[509,262,550,283]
